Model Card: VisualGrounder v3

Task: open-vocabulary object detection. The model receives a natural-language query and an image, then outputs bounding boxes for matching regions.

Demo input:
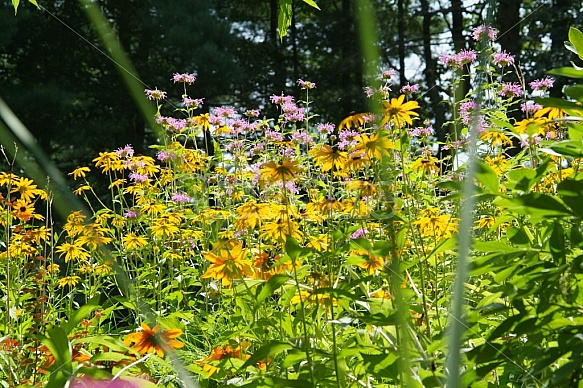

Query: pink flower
[245,109,261,118]
[172,192,190,204]
[472,25,497,41]
[530,77,554,91]
[521,102,542,114]
[350,228,369,239]
[493,51,515,68]
[145,88,166,100]
[115,144,134,159]
[124,209,139,219]
[379,69,396,80]
[499,82,522,98]
[317,123,335,135]
[270,94,294,105]
[297,79,316,89]
[183,97,204,108]
[400,83,420,95]
[460,100,478,124]
[454,49,477,66]
[172,72,197,84]
[213,106,236,117]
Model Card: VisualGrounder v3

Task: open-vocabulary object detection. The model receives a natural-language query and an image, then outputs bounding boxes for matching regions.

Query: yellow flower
[69,167,91,180]
[12,199,43,222]
[353,132,395,160]
[309,145,348,172]
[56,242,90,262]
[77,225,113,250]
[150,214,181,239]
[201,240,254,286]
[0,172,18,187]
[513,117,545,135]
[108,179,127,189]
[317,198,345,214]
[345,180,378,197]
[475,216,495,230]
[306,234,329,252]
[411,156,440,175]
[141,203,167,216]
[261,219,303,243]
[123,233,148,250]
[479,131,513,147]
[485,155,509,176]
[260,159,300,182]
[63,211,87,237]
[58,276,81,288]
[10,177,43,203]
[195,113,211,131]
[351,249,385,275]
[338,112,370,130]
[381,95,420,127]
[124,323,185,358]
[94,262,112,275]
[47,263,60,274]
[413,212,457,239]
[93,152,123,173]
[73,185,92,196]
[234,200,272,230]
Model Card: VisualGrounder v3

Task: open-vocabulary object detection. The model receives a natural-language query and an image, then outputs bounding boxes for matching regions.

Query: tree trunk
[397,0,407,87]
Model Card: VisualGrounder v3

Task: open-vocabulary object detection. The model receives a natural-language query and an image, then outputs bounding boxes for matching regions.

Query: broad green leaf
[568,122,583,141]
[361,353,399,380]
[569,27,583,60]
[61,295,101,335]
[285,235,302,260]
[548,140,583,158]
[240,341,293,370]
[256,274,291,304]
[42,327,72,388]
[476,161,499,192]
[565,85,583,103]
[302,0,320,10]
[557,179,583,218]
[547,67,583,79]
[495,193,573,222]
[506,167,537,192]
[534,97,583,113]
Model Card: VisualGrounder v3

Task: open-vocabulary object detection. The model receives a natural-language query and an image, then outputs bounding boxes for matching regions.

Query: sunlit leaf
[568,27,583,60]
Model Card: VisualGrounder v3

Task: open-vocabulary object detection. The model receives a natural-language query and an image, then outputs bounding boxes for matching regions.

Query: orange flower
[124,323,185,358]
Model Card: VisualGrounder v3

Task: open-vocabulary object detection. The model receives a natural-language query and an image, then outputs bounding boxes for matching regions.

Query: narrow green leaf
[42,327,72,388]
[557,179,583,218]
[256,274,291,304]
[12,0,19,14]
[534,97,583,113]
[302,0,320,10]
[240,341,293,370]
[278,0,292,39]
[548,140,583,158]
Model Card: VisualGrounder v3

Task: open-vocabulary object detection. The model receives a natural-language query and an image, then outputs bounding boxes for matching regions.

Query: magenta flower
[270,94,294,105]
[124,209,139,219]
[454,49,478,66]
[245,109,261,118]
[460,100,478,124]
[297,79,316,89]
[183,97,204,108]
[472,25,497,41]
[493,51,515,68]
[156,150,177,162]
[172,192,190,204]
[115,144,134,159]
[499,82,522,98]
[400,83,420,95]
[350,228,369,239]
[145,88,167,101]
[172,72,197,84]
[521,102,542,114]
[530,77,554,91]
[213,106,237,118]
[317,123,335,135]
[129,172,149,183]
[379,69,396,80]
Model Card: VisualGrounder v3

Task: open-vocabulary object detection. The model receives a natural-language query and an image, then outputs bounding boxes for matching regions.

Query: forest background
[1,0,581,179]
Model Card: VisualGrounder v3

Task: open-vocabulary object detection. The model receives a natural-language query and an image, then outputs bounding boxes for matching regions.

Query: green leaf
[476,161,499,193]
[569,27,583,60]
[42,327,72,388]
[12,0,19,14]
[278,0,292,39]
[535,97,583,113]
[565,85,583,103]
[302,0,320,10]
[547,67,583,79]
[557,179,583,218]
[568,122,583,141]
[256,274,291,304]
[361,353,399,380]
[61,295,101,335]
[548,140,583,158]
[240,341,293,370]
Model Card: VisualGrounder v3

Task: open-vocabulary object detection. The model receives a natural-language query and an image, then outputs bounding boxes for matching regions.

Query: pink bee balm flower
[172,192,190,204]
[529,77,554,91]
[172,72,197,84]
[499,82,522,98]
[297,79,316,89]
[145,88,167,100]
[493,51,515,68]
[472,25,497,41]
[400,83,420,95]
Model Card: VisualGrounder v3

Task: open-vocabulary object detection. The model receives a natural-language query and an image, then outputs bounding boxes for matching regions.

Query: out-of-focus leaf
[568,27,583,60]
[547,67,583,78]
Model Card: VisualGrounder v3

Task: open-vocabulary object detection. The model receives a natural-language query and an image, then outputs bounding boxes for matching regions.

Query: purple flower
[129,172,149,183]
[172,72,197,84]
[460,100,478,124]
[124,209,139,219]
[183,97,204,108]
[521,102,542,114]
[291,130,314,145]
[213,106,237,118]
[297,79,316,89]
[317,122,335,135]
[115,144,134,159]
[350,228,369,239]
[400,83,420,95]
[245,109,261,118]
[454,49,478,66]
[251,144,264,155]
[165,118,187,133]
[472,25,497,41]
[270,94,294,105]
[145,88,167,101]
[156,150,177,162]
[338,130,359,150]
[172,192,190,204]
[499,82,522,98]
[440,54,458,68]
[493,51,515,68]
[379,69,396,80]
[266,129,284,142]
[530,77,554,91]
[274,180,299,194]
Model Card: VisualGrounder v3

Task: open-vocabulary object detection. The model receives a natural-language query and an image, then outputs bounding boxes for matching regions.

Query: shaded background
[1,0,582,176]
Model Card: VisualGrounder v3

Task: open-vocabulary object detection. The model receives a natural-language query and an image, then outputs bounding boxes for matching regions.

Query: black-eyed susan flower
[479,131,513,147]
[353,132,395,160]
[10,177,44,203]
[56,242,90,262]
[338,112,370,130]
[411,156,440,175]
[122,233,148,250]
[68,167,91,180]
[381,95,420,127]
[234,200,273,230]
[309,145,348,172]
[485,155,509,176]
[260,159,300,182]
[201,240,254,286]
[58,276,81,288]
[260,219,303,243]
[124,323,185,358]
